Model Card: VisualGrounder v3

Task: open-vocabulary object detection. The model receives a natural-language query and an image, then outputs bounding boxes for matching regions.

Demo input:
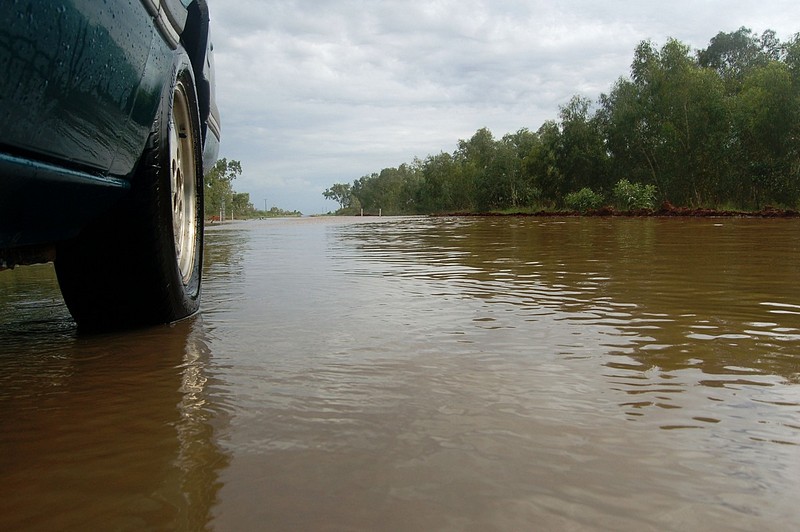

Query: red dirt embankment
[648,201,799,218]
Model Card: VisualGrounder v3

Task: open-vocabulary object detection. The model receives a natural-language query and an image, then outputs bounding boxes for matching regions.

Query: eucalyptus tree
[500,128,542,208]
[323,183,354,211]
[205,158,242,218]
[601,39,728,205]
[733,61,799,207]
[528,120,562,206]
[556,95,610,198]
[698,27,774,92]
[454,128,496,209]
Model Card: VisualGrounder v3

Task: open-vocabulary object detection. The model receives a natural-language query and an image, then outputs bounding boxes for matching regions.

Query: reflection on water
[2,217,800,530]
[0,268,227,530]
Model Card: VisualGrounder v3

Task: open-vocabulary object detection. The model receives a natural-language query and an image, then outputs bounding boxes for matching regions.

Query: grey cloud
[210,0,798,214]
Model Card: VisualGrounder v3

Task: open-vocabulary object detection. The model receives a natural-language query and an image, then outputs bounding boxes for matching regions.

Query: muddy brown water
[1,216,799,531]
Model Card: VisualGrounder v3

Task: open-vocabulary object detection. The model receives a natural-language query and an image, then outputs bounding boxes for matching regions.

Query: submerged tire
[56,49,204,331]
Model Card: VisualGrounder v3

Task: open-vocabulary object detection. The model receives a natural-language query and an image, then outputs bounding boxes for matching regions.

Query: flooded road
[1,216,799,530]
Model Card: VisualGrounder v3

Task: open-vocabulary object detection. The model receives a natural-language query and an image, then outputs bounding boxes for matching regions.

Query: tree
[205,158,242,218]
[698,27,780,92]
[418,152,473,212]
[346,164,422,215]
[456,128,498,210]
[527,120,562,206]
[601,39,729,205]
[323,183,354,211]
[231,192,256,218]
[557,95,610,198]
[698,28,763,76]
[499,128,541,208]
[785,33,800,81]
[732,61,800,206]
[598,78,657,190]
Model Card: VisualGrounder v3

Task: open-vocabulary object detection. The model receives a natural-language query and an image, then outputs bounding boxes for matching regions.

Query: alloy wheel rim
[169,81,197,285]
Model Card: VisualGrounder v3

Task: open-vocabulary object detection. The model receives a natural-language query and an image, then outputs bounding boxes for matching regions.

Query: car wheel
[55,50,204,331]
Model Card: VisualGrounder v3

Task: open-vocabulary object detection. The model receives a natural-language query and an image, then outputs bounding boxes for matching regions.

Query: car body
[0,0,220,330]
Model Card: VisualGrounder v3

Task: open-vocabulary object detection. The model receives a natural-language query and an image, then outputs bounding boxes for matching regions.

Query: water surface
[1,216,799,530]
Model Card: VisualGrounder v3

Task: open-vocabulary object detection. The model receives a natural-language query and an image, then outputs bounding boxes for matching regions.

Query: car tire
[55,49,204,331]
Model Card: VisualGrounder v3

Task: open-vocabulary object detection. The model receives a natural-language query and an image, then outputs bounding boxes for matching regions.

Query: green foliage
[565,188,604,212]
[732,61,799,207]
[324,27,800,214]
[418,152,469,212]
[351,163,422,215]
[205,158,244,219]
[231,192,257,218]
[557,96,611,197]
[323,183,354,211]
[259,206,302,217]
[612,179,657,210]
[601,38,732,206]
[697,27,777,90]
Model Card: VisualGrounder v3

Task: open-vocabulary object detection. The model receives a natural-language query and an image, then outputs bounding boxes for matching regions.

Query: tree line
[324,28,800,215]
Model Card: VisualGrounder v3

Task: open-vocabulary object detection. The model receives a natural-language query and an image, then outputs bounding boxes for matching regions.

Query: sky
[208,1,799,215]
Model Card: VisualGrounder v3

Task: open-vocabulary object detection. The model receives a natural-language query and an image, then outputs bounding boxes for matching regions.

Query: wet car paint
[0,0,218,252]
[0,1,159,174]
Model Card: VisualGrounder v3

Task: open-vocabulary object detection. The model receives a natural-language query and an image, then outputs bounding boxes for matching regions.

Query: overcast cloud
[209,1,799,214]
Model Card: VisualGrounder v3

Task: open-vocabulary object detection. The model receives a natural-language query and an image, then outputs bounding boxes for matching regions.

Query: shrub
[565,188,604,212]
[612,179,657,210]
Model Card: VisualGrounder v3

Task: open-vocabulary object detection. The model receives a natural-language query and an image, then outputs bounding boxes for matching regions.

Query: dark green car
[0,0,220,330]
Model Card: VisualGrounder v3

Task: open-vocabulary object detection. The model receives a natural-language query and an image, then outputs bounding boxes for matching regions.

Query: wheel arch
[180,1,213,142]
